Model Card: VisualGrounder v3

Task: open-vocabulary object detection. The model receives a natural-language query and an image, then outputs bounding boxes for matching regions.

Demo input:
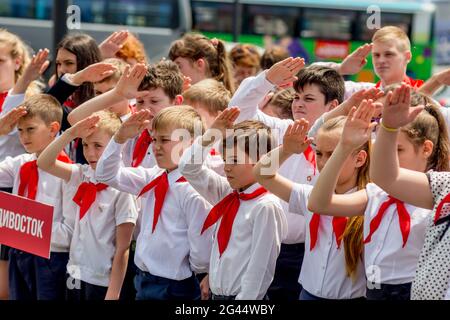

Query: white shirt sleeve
[229,71,293,144]
[95,138,161,196]
[114,191,139,226]
[50,173,78,250]
[236,201,285,300]
[183,189,214,274]
[230,71,275,121]
[288,183,313,216]
[179,137,232,206]
[0,156,17,188]
[342,80,376,100]
[0,92,25,116]
[308,112,326,139]
[51,164,82,250]
[67,163,83,186]
[61,73,81,87]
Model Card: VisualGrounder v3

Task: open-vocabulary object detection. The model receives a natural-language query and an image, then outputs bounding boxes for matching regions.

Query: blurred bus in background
[0,0,437,83]
[191,0,436,82]
[0,0,192,61]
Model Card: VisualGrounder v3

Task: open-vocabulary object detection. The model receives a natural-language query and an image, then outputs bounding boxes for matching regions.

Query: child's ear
[14,58,22,71]
[195,58,206,73]
[423,139,434,159]
[405,51,412,64]
[328,99,339,111]
[173,95,183,105]
[49,121,61,137]
[355,150,368,168]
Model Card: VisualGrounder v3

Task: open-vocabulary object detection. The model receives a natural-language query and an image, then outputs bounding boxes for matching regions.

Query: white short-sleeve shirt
[364,183,429,285]
[65,164,138,287]
[289,183,366,299]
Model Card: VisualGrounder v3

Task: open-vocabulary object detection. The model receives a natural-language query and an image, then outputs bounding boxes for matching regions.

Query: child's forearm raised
[38,115,99,181]
[254,119,312,202]
[308,102,375,216]
[418,76,442,96]
[370,121,433,209]
[419,68,450,96]
[230,58,303,123]
[370,126,399,189]
[68,63,145,125]
[253,146,295,203]
[12,48,50,95]
[0,107,27,136]
[369,85,434,209]
[308,142,352,213]
[369,85,419,193]
[37,130,74,181]
[68,90,122,125]
[253,145,291,181]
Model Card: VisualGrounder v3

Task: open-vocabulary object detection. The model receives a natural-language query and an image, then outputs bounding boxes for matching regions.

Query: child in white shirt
[179,107,287,300]
[308,89,443,299]
[95,106,213,300]
[37,111,138,300]
[0,94,73,300]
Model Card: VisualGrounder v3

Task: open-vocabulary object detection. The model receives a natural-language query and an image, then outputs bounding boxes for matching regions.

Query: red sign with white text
[0,192,53,259]
[315,40,350,60]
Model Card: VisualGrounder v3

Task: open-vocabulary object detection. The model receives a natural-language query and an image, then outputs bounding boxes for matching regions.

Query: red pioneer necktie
[201,187,267,256]
[73,182,108,220]
[309,214,348,251]
[138,172,187,232]
[364,196,411,248]
[132,130,153,167]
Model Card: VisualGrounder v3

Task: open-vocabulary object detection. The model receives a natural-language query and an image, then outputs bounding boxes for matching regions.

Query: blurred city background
[1,0,449,102]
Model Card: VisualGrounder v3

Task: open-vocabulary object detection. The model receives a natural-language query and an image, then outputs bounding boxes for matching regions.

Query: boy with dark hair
[179,107,287,300]
[229,57,380,300]
[66,61,184,169]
